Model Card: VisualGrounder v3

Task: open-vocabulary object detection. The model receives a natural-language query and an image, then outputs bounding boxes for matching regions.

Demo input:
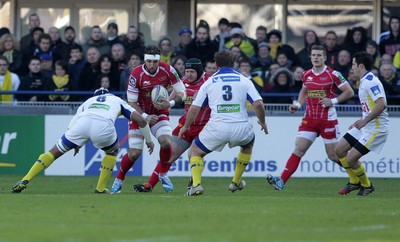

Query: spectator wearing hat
[225,27,255,58]
[250,42,273,84]
[213,18,231,52]
[266,67,296,104]
[63,26,82,60]
[39,53,54,79]
[0,27,10,39]
[267,29,298,67]
[20,13,41,51]
[107,23,122,47]
[296,30,320,70]
[82,25,110,57]
[185,20,217,64]
[121,25,145,60]
[173,27,193,57]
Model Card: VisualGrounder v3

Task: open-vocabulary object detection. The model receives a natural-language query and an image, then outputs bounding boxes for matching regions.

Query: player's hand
[319,98,333,108]
[146,114,158,126]
[353,119,367,130]
[289,104,298,114]
[258,120,268,134]
[73,146,81,156]
[153,99,170,110]
[146,141,154,155]
[178,126,189,140]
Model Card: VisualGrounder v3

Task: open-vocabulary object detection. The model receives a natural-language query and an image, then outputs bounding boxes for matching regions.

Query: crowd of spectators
[0,13,400,104]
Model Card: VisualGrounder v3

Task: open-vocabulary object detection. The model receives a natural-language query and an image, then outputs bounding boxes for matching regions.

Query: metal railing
[1,90,400,117]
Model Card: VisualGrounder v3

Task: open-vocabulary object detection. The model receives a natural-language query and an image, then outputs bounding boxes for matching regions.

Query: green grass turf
[1,176,399,242]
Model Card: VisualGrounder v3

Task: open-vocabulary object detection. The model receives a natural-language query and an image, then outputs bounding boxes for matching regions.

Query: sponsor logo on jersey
[143,80,151,86]
[217,104,240,113]
[129,75,136,86]
[158,76,167,81]
[307,90,326,98]
[370,85,381,95]
[88,103,110,111]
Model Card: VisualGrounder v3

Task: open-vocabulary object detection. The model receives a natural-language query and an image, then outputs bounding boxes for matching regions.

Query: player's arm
[321,82,354,108]
[353,97,386,130]
[290,86,307,113]
[252,99,268,134]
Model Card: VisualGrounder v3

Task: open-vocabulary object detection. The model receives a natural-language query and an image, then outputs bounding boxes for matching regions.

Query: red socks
[147,147,172,187]
[116,153,135,180]
[281,153,301,184]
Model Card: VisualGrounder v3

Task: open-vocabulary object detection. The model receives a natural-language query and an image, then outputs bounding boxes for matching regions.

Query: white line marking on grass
[351,224,387,231]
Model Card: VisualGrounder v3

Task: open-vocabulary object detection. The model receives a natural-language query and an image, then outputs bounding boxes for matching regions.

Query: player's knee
[128,150,142,161]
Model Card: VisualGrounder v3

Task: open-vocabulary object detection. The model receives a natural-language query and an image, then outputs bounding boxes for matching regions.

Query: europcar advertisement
[0,116,44,175]
[44,115,400,178]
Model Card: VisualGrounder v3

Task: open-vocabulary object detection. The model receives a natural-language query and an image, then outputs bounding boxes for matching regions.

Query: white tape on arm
[331,98,339,105]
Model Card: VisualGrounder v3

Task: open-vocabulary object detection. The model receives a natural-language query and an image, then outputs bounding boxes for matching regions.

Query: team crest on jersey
[307,76,313,81]
[129,75,136,86]
[366,75,373,81]
[370,85,381,95]
[159,76,167,81]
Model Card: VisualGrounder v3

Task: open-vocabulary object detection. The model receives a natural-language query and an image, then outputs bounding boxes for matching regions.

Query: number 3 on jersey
[222,85,232,101]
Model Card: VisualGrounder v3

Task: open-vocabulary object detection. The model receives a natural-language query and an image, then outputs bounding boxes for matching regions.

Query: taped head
[185,58,203,80]
[94,87,110,96]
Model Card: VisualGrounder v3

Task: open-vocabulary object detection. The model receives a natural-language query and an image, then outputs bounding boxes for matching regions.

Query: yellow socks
[190,156,204,187]
[22,152,55,181]
[233,152,251,184]
[352,165,371,187]
[96,154,117,192]
[339,157,359,184]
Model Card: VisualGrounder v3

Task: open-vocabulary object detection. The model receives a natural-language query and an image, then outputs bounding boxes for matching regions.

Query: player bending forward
[12,87,154,194]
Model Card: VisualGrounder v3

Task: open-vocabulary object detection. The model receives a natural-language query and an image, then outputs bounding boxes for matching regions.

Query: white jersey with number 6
[192,68,262,123]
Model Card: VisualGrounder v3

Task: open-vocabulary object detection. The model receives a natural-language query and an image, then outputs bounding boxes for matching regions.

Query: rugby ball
[151,85,169,103]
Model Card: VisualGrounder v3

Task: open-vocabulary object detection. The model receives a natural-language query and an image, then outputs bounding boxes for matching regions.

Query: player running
[110,45,186,193]
[266,45,354,191]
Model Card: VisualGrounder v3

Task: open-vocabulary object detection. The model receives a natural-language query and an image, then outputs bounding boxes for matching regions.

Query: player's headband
[144,54,160,61]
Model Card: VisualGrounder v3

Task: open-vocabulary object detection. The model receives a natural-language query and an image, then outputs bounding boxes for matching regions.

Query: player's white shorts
[347,127,388,154]
[128,119,172,149]
[196,121,255,152]
[58,116,118,153]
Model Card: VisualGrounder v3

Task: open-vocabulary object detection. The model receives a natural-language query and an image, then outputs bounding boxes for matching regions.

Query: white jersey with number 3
[358,71,389,133]
[192,67,262,123]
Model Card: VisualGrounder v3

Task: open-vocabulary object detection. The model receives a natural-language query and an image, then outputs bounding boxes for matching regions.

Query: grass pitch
[1,176,399,242]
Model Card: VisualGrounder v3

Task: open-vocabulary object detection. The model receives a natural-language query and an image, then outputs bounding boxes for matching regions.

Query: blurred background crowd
[0,13,399,104]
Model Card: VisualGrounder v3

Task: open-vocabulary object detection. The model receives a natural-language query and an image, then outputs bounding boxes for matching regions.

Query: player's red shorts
[129,114,170,129]
[172,123,205,143]
[298,118,339,140]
